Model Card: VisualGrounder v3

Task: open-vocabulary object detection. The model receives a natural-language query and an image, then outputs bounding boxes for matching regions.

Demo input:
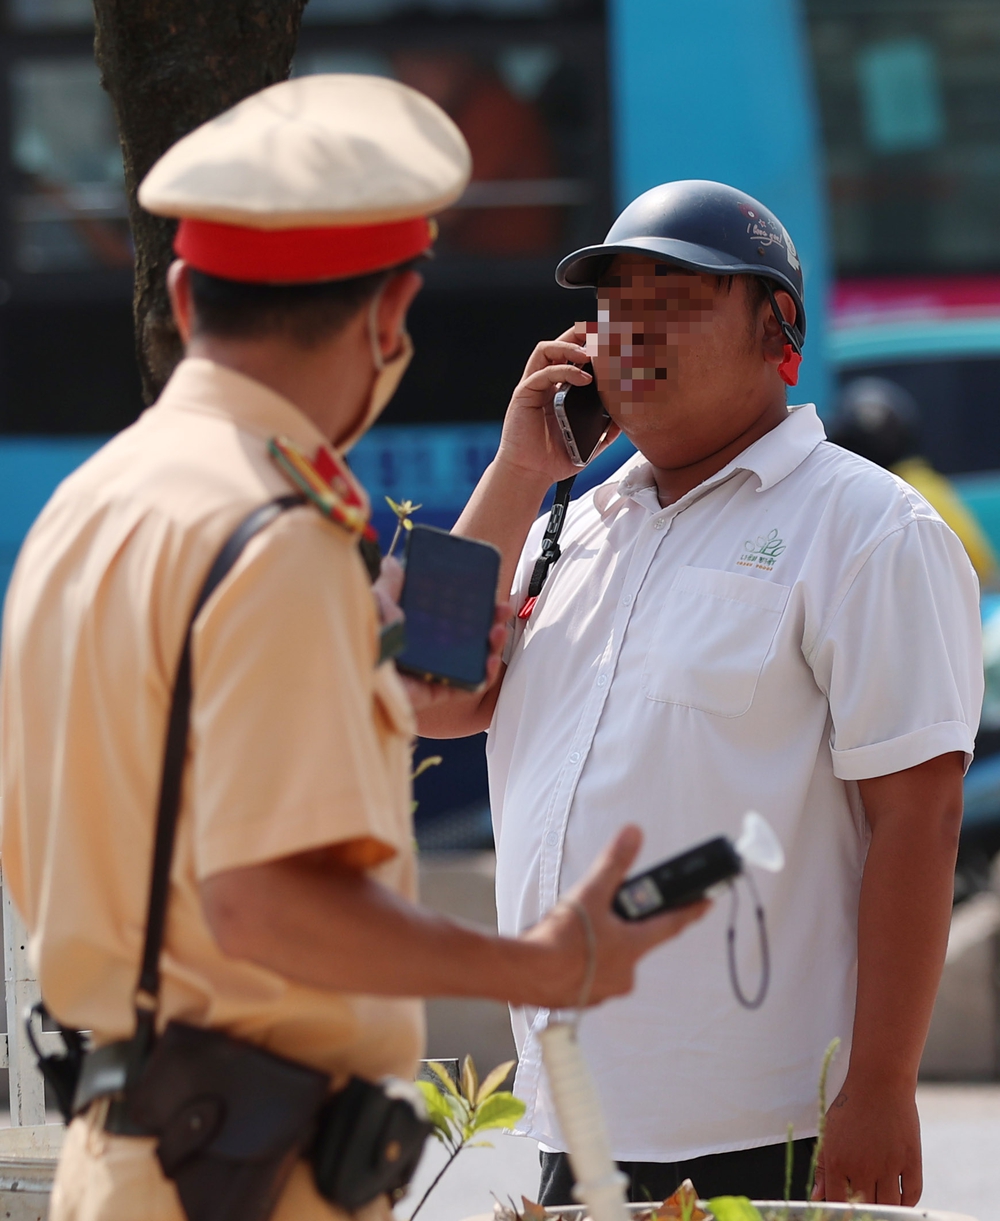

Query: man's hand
[815,1080,922,1205]
[521,824,710,1009]
[495,325,620,486]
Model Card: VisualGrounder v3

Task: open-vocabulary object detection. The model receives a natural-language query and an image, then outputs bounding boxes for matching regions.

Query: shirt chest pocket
[642,566,790,718]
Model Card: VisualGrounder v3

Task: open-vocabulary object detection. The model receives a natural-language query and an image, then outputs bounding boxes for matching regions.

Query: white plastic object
[736,810,785,873]
[539,1021,629,1221]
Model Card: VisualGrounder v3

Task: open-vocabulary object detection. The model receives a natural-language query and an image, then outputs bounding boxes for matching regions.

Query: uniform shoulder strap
[132,493,303,1054]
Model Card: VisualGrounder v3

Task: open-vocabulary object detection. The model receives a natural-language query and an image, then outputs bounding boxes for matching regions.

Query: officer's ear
[167,260,195,346]
[374,269,423,361]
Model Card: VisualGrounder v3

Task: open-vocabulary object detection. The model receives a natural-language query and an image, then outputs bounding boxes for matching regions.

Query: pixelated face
[583,254,770,468]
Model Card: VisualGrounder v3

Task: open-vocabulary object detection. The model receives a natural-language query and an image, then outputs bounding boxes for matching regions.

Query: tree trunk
[93,0,308,405]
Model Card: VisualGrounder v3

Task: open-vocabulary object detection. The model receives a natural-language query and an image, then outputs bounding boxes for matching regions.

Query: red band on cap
[174,215,433,283]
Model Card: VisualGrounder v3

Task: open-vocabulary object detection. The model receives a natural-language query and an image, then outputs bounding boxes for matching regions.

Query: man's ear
[167,260,194,346]
[761,288,797,368]
[375,269,423,360]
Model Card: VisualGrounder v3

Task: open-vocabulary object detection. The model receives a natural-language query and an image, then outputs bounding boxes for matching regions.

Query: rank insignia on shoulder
[268,435,378,544]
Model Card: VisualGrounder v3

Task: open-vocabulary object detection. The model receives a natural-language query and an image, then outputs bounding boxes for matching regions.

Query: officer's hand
[522,825,709,1009]
[496,325,620,485]
[372,555,405,628]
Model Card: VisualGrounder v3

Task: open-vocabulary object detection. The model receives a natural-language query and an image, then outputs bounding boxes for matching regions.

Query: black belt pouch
[125,1021,329,1221]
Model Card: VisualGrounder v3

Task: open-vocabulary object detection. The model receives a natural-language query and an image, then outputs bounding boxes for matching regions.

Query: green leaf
[707,1197,763,1221]
[445,1091,470,1126]
[476,1059,516,1104]
[414,1080,456,1144]
[461,1055,479,1105]
[426,1060,462,1100]
[469,1091,526,1134]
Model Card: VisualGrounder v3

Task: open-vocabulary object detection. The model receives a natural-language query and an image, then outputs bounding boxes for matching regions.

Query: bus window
[303,0,573,21]
[8,0,92,26]
[807,0,1000,276]
[295,34,603,267]
[10,58,131,274]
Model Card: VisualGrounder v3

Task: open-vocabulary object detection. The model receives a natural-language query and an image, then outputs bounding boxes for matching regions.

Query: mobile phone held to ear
[552,362,611,467]
[396,525,501,691]
[613,836,742,919]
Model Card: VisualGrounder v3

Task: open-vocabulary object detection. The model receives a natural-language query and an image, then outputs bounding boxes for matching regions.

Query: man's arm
[410,327,617,738]
[200,824,707,1009]
[816,750,964,1205]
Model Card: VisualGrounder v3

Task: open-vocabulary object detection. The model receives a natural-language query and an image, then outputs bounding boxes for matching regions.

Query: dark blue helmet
[556,179,807,361]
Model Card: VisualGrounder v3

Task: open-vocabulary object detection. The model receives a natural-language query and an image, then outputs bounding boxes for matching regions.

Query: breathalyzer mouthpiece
[735,810,785,873]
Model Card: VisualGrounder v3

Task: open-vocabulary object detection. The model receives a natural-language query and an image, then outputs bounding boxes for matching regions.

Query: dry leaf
[656,1179,709,1221]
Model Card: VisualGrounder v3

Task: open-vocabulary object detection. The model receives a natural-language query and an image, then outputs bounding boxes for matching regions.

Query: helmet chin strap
[762,281,803,387]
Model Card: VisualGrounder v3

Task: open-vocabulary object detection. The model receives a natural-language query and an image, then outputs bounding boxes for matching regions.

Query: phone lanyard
[727,871,770,1010]
[517,475,577,620]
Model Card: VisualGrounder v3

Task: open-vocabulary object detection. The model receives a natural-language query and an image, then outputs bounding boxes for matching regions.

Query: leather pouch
[311,1075,432,1212]
[126,1021,329,1221]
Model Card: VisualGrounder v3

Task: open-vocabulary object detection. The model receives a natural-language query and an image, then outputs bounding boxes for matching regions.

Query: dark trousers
[539,1139,815,1207]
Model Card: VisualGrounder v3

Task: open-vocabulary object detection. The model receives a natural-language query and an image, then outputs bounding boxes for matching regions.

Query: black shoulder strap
[132,493,303,1055]
[518,475,576,620]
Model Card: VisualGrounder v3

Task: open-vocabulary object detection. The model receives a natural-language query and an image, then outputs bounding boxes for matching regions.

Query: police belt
[29,497,430,1221]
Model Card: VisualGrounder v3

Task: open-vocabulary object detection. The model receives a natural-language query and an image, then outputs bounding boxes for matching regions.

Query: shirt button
[546,831,559,847]
[654,518,666,530]
[569,751,581,764]
[622,593,633,606]
[597,675,608,688]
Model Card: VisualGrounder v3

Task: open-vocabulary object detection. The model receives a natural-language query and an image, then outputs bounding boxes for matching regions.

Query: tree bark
[93,0,308,405]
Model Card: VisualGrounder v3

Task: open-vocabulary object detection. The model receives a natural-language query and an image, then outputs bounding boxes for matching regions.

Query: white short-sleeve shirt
[487,404,982,1162]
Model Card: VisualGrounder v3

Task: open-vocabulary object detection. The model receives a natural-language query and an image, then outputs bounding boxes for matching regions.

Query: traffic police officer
[0,77,705,1221]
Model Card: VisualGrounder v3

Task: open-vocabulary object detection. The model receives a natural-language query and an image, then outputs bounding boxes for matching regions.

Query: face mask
[337,291,413,453]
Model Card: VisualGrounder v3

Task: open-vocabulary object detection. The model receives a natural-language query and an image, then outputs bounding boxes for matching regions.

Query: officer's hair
[188,265,407,350]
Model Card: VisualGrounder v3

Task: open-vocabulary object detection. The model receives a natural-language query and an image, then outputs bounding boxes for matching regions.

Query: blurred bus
[6,0,1000,846]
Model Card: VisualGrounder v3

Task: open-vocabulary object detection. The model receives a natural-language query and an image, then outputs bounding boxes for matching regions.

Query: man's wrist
[490,451,561,501]
[840,1060,918,1096]
[482,924,581,1010]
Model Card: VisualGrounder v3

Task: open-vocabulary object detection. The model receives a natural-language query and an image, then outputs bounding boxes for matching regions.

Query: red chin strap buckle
[778,344,802,387]
[517,595,538,621]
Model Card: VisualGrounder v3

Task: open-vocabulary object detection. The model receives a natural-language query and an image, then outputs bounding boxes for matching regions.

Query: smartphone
[396,525,501,691]
[552,363,612,467]
[613,836,742,920]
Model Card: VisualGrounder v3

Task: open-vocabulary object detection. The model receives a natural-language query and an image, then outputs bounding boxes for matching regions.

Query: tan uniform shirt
[0,358,422,1221]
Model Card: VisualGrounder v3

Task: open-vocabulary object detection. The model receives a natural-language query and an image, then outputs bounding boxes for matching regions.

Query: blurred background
[6,3,1000,1213]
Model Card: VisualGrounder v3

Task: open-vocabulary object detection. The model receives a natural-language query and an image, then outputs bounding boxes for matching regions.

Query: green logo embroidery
[738,528,786,571]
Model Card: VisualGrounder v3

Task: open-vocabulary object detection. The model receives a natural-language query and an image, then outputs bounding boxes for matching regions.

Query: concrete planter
[0,1125,63,1221]
[464,1203,980,1221]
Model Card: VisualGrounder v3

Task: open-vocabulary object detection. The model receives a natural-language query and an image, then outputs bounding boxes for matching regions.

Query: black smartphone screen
[554,362,611,465]
[613,836,742,919]
[397,525,501,690]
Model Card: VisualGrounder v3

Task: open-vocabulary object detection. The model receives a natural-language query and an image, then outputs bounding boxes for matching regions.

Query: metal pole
[2,882,45,1126]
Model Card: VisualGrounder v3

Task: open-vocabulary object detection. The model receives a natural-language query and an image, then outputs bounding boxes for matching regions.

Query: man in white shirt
[418,181,982,1207]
